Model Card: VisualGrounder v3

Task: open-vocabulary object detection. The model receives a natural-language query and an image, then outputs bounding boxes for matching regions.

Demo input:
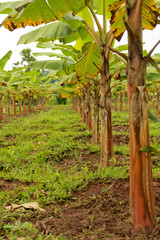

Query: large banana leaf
[30,59,75,75]
[75,42,100,79]
[109,0,159,41]
[1,0,91,31]
[0,50,12,71]
[33,52,74,62]
[17,21,75,44]
[36,42,81,61]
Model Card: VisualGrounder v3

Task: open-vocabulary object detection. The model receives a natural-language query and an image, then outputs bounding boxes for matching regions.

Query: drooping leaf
[37,42,81,61]
[140,146,160,155]
[109,0,159,41]
[33,52,75,62]
[0,50,12,71]
[18,21,75,44]
[75,42,100,79]
[148,110,160,124]
[1,0,91,31]
[30,59,75,75]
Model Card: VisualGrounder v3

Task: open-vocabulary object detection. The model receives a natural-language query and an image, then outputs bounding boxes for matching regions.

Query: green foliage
[0,50,12,70]
[2,221,37,239]
[56,93,67,105]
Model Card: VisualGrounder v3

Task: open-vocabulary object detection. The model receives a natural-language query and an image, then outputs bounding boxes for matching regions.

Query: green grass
[0,104,160,239]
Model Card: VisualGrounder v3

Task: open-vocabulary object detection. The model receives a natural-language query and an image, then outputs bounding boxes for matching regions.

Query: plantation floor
[0,105,160,239]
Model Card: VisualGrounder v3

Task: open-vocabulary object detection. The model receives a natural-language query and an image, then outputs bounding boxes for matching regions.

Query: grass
[0,104,160,239]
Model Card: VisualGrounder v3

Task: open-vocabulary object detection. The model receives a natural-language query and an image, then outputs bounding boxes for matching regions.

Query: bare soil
[1,177,160,239]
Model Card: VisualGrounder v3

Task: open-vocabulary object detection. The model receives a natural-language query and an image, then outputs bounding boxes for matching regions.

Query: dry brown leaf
[5,202,45,212]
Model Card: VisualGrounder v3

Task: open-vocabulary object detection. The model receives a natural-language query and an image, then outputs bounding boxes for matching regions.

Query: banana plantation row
[0,0,160,235]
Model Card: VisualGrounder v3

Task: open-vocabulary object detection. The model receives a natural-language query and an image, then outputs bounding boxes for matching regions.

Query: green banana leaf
[0,50,12,71]
[30,59,75,75]
[1,0,91,31]
[109,0,159,41]
[18,21,75,44]
[75,42,100,79]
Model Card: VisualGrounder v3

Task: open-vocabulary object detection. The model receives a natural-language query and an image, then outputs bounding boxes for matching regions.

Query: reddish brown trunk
[7,92,11,117]
[125,91,128,112]
[78,96,82,117]
[32,96,35,112]
[82,93,86,123]
[23,96,26,115]
[92,88,100,145]
[114,92,118,111]
[126,0,157,233]
[128,84,157,233]
[156,92,159,116]
[27,94,32,113]
[13,96,16,116]
[85,82,92,131]
[152,93,155,107]
[74,98,79,114]
[19,99,22,116]
[42,97,44,108]
[120,92,123,112]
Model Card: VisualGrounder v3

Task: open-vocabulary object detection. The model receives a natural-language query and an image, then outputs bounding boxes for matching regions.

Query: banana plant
[108,0,160,233]
[0,0,118,167]
[0,50,12,120]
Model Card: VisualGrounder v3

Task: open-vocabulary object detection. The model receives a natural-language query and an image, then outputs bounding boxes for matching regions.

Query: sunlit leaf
[109,0,159,41]
[75,42,100,79]
[0,50,12,71]
[1,0,91,31]
[18,21,75,44]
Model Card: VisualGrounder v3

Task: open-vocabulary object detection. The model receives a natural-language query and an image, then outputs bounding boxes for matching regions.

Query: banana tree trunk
[114,92,118,111]
[13,96,16,116]
[156,92,159,116]
[125,91,128,112]
[27,93,32,113]
[19,99,22,116]
[23,96,26,115]
[7,92,11,118]
[85,82,92,131]
[92,93,100,145]
[78,96,82,117]
[32,95,35,112]
[0,93,3,121]
[42,96,44,108]
[120,92,123,112]
[125,0,157,233]
[100,51,113,167]
[82,93,86,123]
[75,98,79,114]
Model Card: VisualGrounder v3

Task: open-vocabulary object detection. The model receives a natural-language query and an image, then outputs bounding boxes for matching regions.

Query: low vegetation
[0,104,160,239]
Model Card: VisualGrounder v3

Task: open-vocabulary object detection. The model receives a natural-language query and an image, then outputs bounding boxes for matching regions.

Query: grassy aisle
[0,105,160,239]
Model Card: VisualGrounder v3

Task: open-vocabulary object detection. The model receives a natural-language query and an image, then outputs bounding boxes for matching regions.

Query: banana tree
[0,0,122,167]
[0,51,12,120]
[109,0,160,233]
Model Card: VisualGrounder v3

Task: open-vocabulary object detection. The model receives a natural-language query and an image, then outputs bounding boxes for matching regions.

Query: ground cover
[0,105,160,239]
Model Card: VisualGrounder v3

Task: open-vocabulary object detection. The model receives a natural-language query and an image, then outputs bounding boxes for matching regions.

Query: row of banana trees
[0,51,61,120]
[0,0,160,234]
